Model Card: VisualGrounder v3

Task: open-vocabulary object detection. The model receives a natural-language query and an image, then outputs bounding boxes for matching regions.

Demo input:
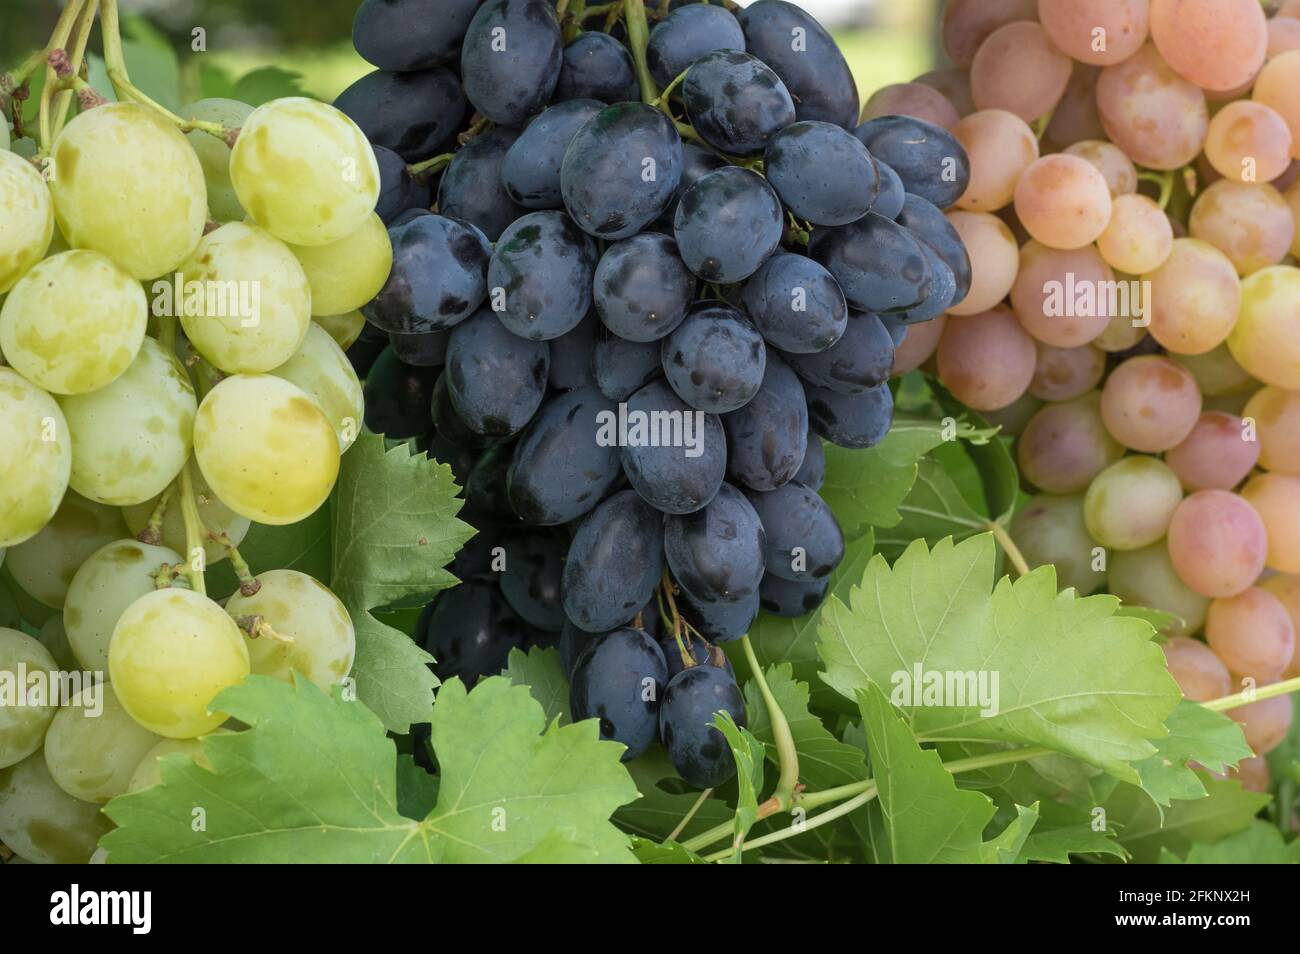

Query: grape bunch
[886,0,1300,794]
[342,0,970,788]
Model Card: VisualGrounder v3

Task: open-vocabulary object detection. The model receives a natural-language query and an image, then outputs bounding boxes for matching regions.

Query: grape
[489,211,597,340]
[1100,355,1202,452]
[0,150,52,293]
[1245,386,1300,475]
[501,99,604,209]
[1165,412,1259,493]
[1096,44,1208,171]
[1253,51,1300,160]
[662,302,765,414]
[1148,0,1266,92]
[1202,101,1292,188]
[659,664,746,788]
[793,436,825,491]
[970,21,1072,124]
[1009,242,1114,348]
[224,569,355,692]
[1162,637,1232,702]
[1010,494,1106,595]
[764,122,878,227]
[334,67,464,162]
[896,195,972,305]
[351,0,477,70]
[1037,0,1150,66]
[937,307,1036,412]
[36,615,77,672]
[861,83,960,130]
[891,314,946,376]
[735,0,859,128]
[1188,180,1293,277]
[0,367,72,548]
[759,573,829,618]
[809,213,934,315]
[5,492,126,610]
[109,588,250,738]
[673,167,783,284]
[1228,265,1300,389]
[437,127,525,242]
[806,382,894,450]
[619,379,726,514]
[507,386,621,525]
[562,492,665,633]
[570,627,667,762]
[945,211,1019,316]
[662,634,734,682]
[593,326,662,401]
[555,32,639,104]
[722,354,808,493]
[1063,140,1138,198]
[1019,389,1123,493]
[420,582,533,686]
[1167,489,1269,598]
[1042,64,1106,151]
[1206,587,1296,682]
[1229,754,1270,793]
[0,250,146,395]
[941,0,1039,68]
[746,481,843,582]
[50,102,205,279]
[1145,238,1241,355]
[390,329,448,368]
[445,307,549,437]
[0,628,58,769]
[673,587,756,643]
[287,213,393,320]
[594,233,695,344]
[364,348,437,439]
[1174,345,1254,399]
[1241,473,1300,573]
[1228,693,1293,756]
[783,311,892,395]
[871,159,906,220]
[1109,544,1210,638]
[363,213,492,334]
[460,0,561,126]
[0,751,111,863]
[462,446,513,522]
[1083,455,1184,550]
[1097,194,1174,275]
[495,529,567,632]
[852,115,971,210]
[982,391,1044,439]
[1013,155,1112,251]
[430,372,491,449]
[655,144,728,230]
[270,322,365,453]
[1260,575,1300,676]
[127,734,218,793]
[122,466,248,569]
[194,374,340,526]
[664,483,765,605]
[230,98,380,247]
[1028,344,1105,403]
[372,144,431,225]
[44,686,162,803]
[178,98,253,224]
[951,110,1039,213]
[647,3,745,88]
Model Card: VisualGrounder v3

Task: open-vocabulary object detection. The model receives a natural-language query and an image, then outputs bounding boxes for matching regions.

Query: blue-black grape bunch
[344,0,971,789]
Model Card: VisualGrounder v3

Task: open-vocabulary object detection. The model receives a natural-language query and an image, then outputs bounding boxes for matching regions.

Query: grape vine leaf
[614,748,735,843]
[819,535,1183,781]
[504,646,571,725]
[101,674,638,863]
[1104,776,1271,864]
[205,504,332,600]
[631,837,708,863]
[230,66,311,105]
[980,803,1039,863]
[1018,823,1128,864]
[1133,701,1252,809]
[873,455,990,558]
[714,714,764,863]
[331,433,475,733]
[1157,821,1300,864]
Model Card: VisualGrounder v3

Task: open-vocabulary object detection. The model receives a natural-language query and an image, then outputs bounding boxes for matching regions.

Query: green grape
[0,750,111,863]
[1174,344,1256,398]
[225,569,355,691]
[121,461,250,566]
[49,101,206,280]
[57,337,197,506]
[194,374,340,525]
[1108,543,1211,638]
[230,97,381,247]
[109,588,250,739]
[0,249,147,395]
[0,149,53,293]
[0,367,72,548]
[0,627,58,769]
[1,120,8,150]
[44,685,162,803]
[288,212,392,317]
[178,221,312,374]
[313,311,365,351]
[1083,455,1184,551]
[64,539,182,673]
[127,731,224,793]
[1228,265,1300,389]
[182,98,254,223]
[270,322,364,452]
[0,572,20,632]
[4,490,127,609]
[1009,494,1106,595]
[37,614,77,672]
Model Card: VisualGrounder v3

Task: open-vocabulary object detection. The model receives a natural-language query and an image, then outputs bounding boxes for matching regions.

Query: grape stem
[740,634,801,811]
[49,0,99,143]
[37,0,87,150]
[665,787,713,842]
[456,115,491,147]
[623,0,659,104]
[657,570,695,669]
[407,153,454,179]
[1202,674,1300,713]
[136,484,176,546]
[1136,169,1176,211]
[234,615,294,644]
[654,68,690,116]
[986,521,1030,577]
[212,531,261,597]
[177,460,207,596]
[560,0,585,43]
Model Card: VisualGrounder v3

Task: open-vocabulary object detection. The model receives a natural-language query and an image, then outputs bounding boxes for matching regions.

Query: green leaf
[331,433,475,733]
[614,748,735,842]
[714,715,764,862]
[231,67,310,106]
[630,836,707,863]
[197,63,237,101]
[121,16,182,113]
[395,754,438,820]
[504,646,571,725]
[1115,605,1182,634]
[980,802,1039,864]
[1134,701,1252,808]
[819,535,1182,781]
[1158,821,1297,864]
[873,456,990,558]
[1018,823,1128,864]
[1105,776,1271,864]
[1266,694,1300,785]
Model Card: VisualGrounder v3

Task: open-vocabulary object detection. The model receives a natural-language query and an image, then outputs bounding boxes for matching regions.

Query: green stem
[1136,169,1176,211]
[1202,674,1300,712]
[623,0,658,104]
[741,634,800,809]
[673,119,703,144]
[136,484,175,546]
[408,153,454,178]
[654,67,689,115]
[178,460,207,597]
[986,522,1030,577]
[50,0,99,142]
[702,784,879,862]
[666,788,713,843]
[37,0,86,150]
[107,66,226,137]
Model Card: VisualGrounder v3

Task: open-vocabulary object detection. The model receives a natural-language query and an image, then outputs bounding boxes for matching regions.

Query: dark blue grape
[437,127,525,242]
[465,442,517,520]
[445,307,550,437]
[806,381,894,449]
[389,329,448,367]
[852,115,970,210]
[373,145,432,225]
[876,312,910,348]
[808,212,933,313]
[334,68,465,161]
[682,50,795,156]
[895,193,972,307]
[352,0,482,71]
[347,322,392,378]
[561,102,684,240]
[363,214,491,334]
[673,166,783,283]
[499,528,567,631]
[507,386,623,525]
[746,480,843,581]
[570,628,668,761]
[554,31,639,104]
[678,587,759,643]
[593,326,663,401]
[449,523,502,584]
[559,618,601,676]
[419,581,534,686]
[562,490,665,633]
[593,233,696,343]
[460,0,562,126]
[488,211,597,340]
[621,379,727,515]
[427,431,479,488]
[654,142,728,228]
[759,573,829,617]
[893,242,956,324]
[662,301,766,413]
[663,483,766,604]
[721,352,807,491]
[431,372,497,449]
[782,310,894,394]
[363,347,437,438]
[659,665,746,788]
[548,310,597,391]
[871,158,906,219]
[764,121,879,226]
[501,99,605,209]
[793,434,825,491]
[646,4,746,89]
[740,252,847,354]
[661,634,735,680]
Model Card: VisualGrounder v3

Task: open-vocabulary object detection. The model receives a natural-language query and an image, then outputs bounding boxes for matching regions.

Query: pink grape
[1162,636,1232,702]
[1100,355,1202,452]
[1164,412,1260,491]
[1206,587,1296,682]
[1166,490,1269,598]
